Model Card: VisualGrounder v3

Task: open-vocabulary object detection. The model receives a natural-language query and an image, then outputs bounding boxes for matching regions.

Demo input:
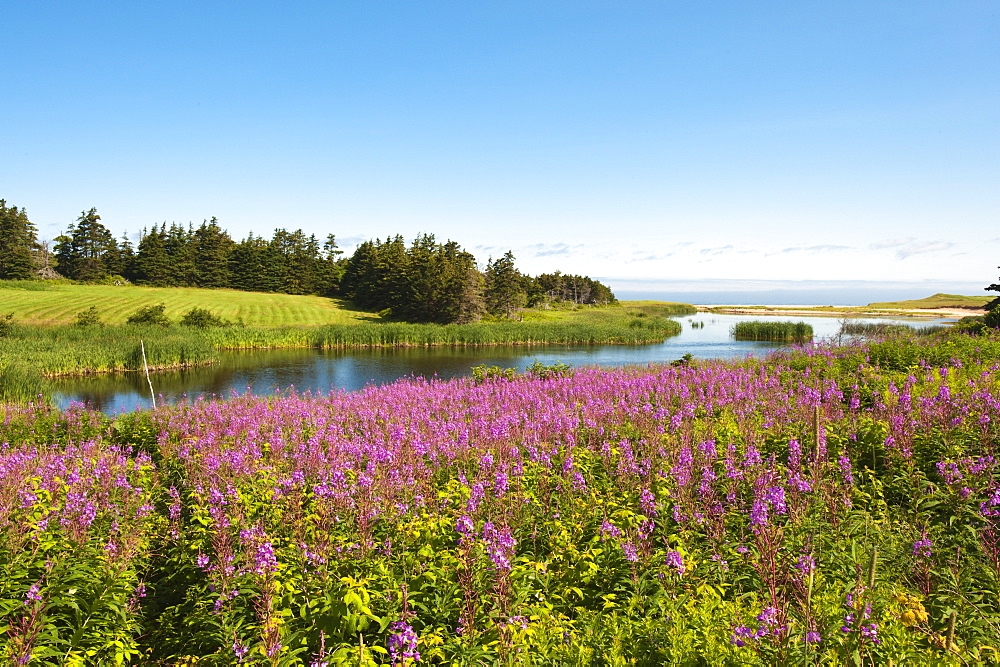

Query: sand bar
[695,304,986,318]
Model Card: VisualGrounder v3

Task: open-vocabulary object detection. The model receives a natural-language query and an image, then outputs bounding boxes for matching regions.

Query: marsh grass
[838,322,912,337]
[731,320,813,343]
[210,319,682,349]
[0,323,215,376]
[0,362,50,403]
[838,321,951,339]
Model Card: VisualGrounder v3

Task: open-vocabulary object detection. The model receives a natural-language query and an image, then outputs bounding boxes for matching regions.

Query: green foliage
[953,316,985,334]
[54,208,121,282]
[179,307,228,328]
[0,313,13,337]
[484,250,528,318]
[985,307,1000,330]
[0,199,39,280]
[126,303,172,327]
[526,360,573,380]
[471,364,517,383]
[74,306,103,327]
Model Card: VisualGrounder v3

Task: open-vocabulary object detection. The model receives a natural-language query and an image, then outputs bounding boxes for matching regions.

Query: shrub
[526,360,573,380]
[126,303,171,327]
[470,364,516,383]
[179,307,227,328]
[953,316,986,335]
[74,306,103,326]
[985,307,1000,330]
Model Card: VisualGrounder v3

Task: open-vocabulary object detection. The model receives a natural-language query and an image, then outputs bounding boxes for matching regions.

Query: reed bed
[0,323,215,376]
[0,362,49,403]
[838,321,912,337]
[838,321,951,339]
[731,320,813,343]
[210,319,683,349]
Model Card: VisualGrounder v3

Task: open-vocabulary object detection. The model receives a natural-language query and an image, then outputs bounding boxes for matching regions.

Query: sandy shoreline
[694,304,986,318]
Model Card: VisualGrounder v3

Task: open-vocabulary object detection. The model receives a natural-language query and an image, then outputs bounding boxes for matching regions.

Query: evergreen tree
[164,223,196,286]
[54,208,119,281]
[341,236,409,311]
[0,199,39,280]
[987,268,1000,311]
[436,240,485,323]
[132,226,173,285]
[118,232,136,279]
[192,218,234,288]
[316,234,345,296]
[484,251,528,318]
[230,234,272,292]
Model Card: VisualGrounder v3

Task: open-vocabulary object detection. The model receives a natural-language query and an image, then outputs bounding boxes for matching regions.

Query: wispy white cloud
[524,242,585,257]
[698,244,735,256]
[628,251,673,262]
[774,244,853,255]
[335,235,368,249]
[870,238,954,259]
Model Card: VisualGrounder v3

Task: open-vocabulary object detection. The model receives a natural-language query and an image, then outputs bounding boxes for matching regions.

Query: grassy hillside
[867,292,990,309]
[0,281,377,326]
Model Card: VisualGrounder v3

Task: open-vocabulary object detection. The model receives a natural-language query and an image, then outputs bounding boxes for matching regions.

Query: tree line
[0,201,616,323]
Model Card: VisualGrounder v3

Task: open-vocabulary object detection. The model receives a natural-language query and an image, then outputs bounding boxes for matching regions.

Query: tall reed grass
[838,321,950,338]
[0,323,215,376]
[731,320,813,343]
[209,319,682,349]
[0,362,50,403]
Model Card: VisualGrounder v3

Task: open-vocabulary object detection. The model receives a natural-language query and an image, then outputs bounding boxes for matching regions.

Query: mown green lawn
[0,282,378,326]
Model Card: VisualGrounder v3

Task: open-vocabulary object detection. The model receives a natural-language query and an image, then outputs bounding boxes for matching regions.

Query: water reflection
[51,313,954,413]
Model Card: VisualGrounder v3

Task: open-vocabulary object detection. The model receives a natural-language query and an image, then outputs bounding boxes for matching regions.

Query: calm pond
[51,313,955,413]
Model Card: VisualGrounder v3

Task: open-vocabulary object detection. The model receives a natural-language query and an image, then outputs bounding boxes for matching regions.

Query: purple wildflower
[387,621,420,663]
[664,550,685,575]
[913,537,932,558]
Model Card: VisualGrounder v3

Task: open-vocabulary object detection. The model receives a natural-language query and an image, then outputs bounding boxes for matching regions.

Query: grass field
[0,282,377,326]
[866,292,991,309]
[0,282,699,327]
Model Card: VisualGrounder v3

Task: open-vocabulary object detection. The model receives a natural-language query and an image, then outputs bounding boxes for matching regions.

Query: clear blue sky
[2,1,997,296]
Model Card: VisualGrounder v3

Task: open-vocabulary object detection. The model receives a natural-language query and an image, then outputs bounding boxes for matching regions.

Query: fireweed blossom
[600,520,622,540]
[387,621,420,663]
[664,550,685,575]
[750,486,787,529]
[730,606,784,646]
[913,537,932,558]
[481,522,516,571]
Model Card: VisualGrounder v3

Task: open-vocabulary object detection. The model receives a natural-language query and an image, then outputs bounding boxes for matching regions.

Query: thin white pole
[140,340,156,409]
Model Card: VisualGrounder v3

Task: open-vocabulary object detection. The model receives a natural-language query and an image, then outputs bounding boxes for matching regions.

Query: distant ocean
[611,281,986,306]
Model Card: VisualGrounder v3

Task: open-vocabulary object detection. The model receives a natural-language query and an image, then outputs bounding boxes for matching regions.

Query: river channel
[50,312,955,413]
